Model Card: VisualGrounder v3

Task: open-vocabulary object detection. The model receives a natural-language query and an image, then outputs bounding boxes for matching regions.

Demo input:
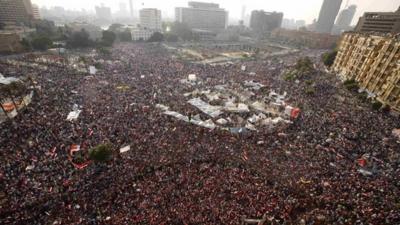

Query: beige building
[271,28,339,49]
[332,32,400,111]
[139,8,162,31]
[0,0,34,24]
[355,7,400,34]
[175,2,228,32]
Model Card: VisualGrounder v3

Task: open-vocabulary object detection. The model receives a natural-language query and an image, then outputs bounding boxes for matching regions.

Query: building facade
[355,7,400,34]
[315,0,343,34]
[250,10,283,33]
[139,8,162,31]
[130,27,154,41]
[270,28,339,49]
[0,0,34,25]
[31,4,40,20]
[336,5,356,28]
[332,32,400,111]
[175,1,228,31]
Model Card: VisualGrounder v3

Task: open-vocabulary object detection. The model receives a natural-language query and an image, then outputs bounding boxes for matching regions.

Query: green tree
[108,23,124,32]
[31,36,53,51]
[34,19,56,38]
[20,38,32,51]
[101,30,116,46]
[67,29,92,48]
[170,22,194,41]
[147,32,164,42]
[89,144,113,163]
[118,30,132,42]
[322,50,338,67]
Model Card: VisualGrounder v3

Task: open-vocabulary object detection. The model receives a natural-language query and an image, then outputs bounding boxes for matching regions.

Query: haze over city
[32,0,399,24]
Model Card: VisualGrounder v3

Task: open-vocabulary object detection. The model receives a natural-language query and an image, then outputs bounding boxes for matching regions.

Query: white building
[139,8,162,31]
[130,27,154,41]
[175,2,228,31]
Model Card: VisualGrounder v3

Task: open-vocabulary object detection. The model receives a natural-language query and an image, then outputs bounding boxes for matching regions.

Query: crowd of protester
[0,43,399,224]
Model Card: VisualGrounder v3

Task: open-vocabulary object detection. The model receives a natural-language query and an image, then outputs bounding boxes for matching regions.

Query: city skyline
[31,0,399,25]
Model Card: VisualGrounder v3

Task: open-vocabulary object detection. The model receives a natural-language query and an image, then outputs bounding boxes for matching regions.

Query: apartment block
[139,8,162,31]
[332,32,400,111]
[175,2,228,31]
[355,7,400,34]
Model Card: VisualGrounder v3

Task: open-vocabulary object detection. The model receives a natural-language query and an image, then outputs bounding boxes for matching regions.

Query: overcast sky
[32,0,399,24]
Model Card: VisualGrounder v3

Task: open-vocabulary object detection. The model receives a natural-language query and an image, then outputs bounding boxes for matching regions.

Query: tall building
[95,5,112,22]
[139,8,161,31]
[250,10,283,33]
[0,0,34,25]
[332,32,400,111]
[336,5,356,28]
[315,0,343,34]
[116,2,129,18]
[31,4,40,20]
[129,0,134,18]
[175,2,228,31]
[355,7,400,34]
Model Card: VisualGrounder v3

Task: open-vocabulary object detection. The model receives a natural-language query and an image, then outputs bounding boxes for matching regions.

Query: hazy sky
[32,0,399,24]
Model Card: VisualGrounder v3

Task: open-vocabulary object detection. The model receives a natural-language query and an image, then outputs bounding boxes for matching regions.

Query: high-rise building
[95,4,112,22]
[139,8,161,31]
[336,5,356,28]
[332,32,400,111]
[175,2,228,31]
[116,2,129,18]
[315,0,343,34]
[250,10,283,33]
[31,4,40,20]
[129,0,134,18]
[0,0,34,25]
[354,7,400,34]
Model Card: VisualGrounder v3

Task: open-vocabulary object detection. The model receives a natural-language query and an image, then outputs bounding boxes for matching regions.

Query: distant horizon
[32,0,399,25]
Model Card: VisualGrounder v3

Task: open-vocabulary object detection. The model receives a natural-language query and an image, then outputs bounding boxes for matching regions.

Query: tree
[108,23,124,32]
[67,29,92,48]
[118,30,132,42]
[147,32,164,42]
[164,33,178,42]
[20,38,32,51]
[322,50,338,67]
[89,144,113,163]
[101,30,116,46]
[31,36,53,51]
[34,19,56,38]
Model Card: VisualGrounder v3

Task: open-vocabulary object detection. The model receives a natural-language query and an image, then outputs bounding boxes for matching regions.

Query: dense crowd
[0,43,399,224]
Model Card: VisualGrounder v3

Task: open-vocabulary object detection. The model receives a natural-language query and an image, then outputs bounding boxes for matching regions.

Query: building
[332,5,357,35]
[315,0,342,34]
[130,27,154,41]
[175,2,228,31]
[31,4,40,20]
[250,10,283,34]
[139,8,161,31]
[332,32,400,111]
[354,7,400,34]
[0,0,34,25]
[270,28,339,49]
[336,5,356,28]
[95,5,112,22]
[129,0,134,18]
[115,2,129,18]
[0,33,24,54]
[282,18,306,30]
